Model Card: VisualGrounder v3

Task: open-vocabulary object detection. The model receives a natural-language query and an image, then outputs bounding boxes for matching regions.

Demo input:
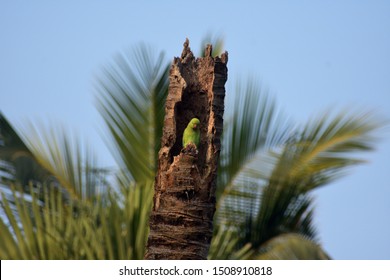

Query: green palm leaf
[0,181,153,259]
[19,122,106,201]
[272,110,381,190]
[217,78,290,199]
[0,113,30,160]
[0,113,49,188]
[215,78,290,227]
[246,188,317,247]
[208,224,254,260]
[256,233,330,260]
[228,109,382,254]
[95,43,169,185]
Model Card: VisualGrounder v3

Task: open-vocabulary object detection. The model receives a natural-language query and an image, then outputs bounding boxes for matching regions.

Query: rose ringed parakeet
[182,118,200,148]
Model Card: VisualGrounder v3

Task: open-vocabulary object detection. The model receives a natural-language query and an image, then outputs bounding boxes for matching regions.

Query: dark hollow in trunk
[144,39,228,260]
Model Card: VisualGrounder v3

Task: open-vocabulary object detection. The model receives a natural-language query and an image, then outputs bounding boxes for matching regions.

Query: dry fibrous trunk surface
[144,39,228,260]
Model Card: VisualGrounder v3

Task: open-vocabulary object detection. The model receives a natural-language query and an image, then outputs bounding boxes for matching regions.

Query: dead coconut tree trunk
[144,39,228,260]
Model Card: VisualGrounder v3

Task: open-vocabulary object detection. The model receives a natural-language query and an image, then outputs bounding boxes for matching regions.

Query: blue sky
[1,1,389,259]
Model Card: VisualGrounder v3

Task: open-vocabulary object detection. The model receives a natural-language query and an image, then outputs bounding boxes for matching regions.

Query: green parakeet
[183,118,200,148]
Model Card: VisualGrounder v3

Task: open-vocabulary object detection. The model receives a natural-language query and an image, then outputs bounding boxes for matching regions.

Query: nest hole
[170,89,209,170]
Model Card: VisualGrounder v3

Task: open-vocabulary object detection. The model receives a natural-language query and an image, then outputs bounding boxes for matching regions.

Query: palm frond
[100,180,153,259]
[216,108,382,256]
[247,189,317,247]
[208,224,254,260]
[0,113,30,160]
[0,180,153,259]
[256,233,330,260]
[215,78,290,227]
[0,184,68,259]
[217,78,290,200]
[269,110,382,191]
[19,122,106,201]
[0,113,49,188]
[95,43,169,185]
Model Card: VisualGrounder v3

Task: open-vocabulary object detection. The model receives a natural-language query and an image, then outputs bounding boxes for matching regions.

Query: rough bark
[144,39,228,260]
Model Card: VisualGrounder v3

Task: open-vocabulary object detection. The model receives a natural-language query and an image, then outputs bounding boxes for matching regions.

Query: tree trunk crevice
[145,39,228,260]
